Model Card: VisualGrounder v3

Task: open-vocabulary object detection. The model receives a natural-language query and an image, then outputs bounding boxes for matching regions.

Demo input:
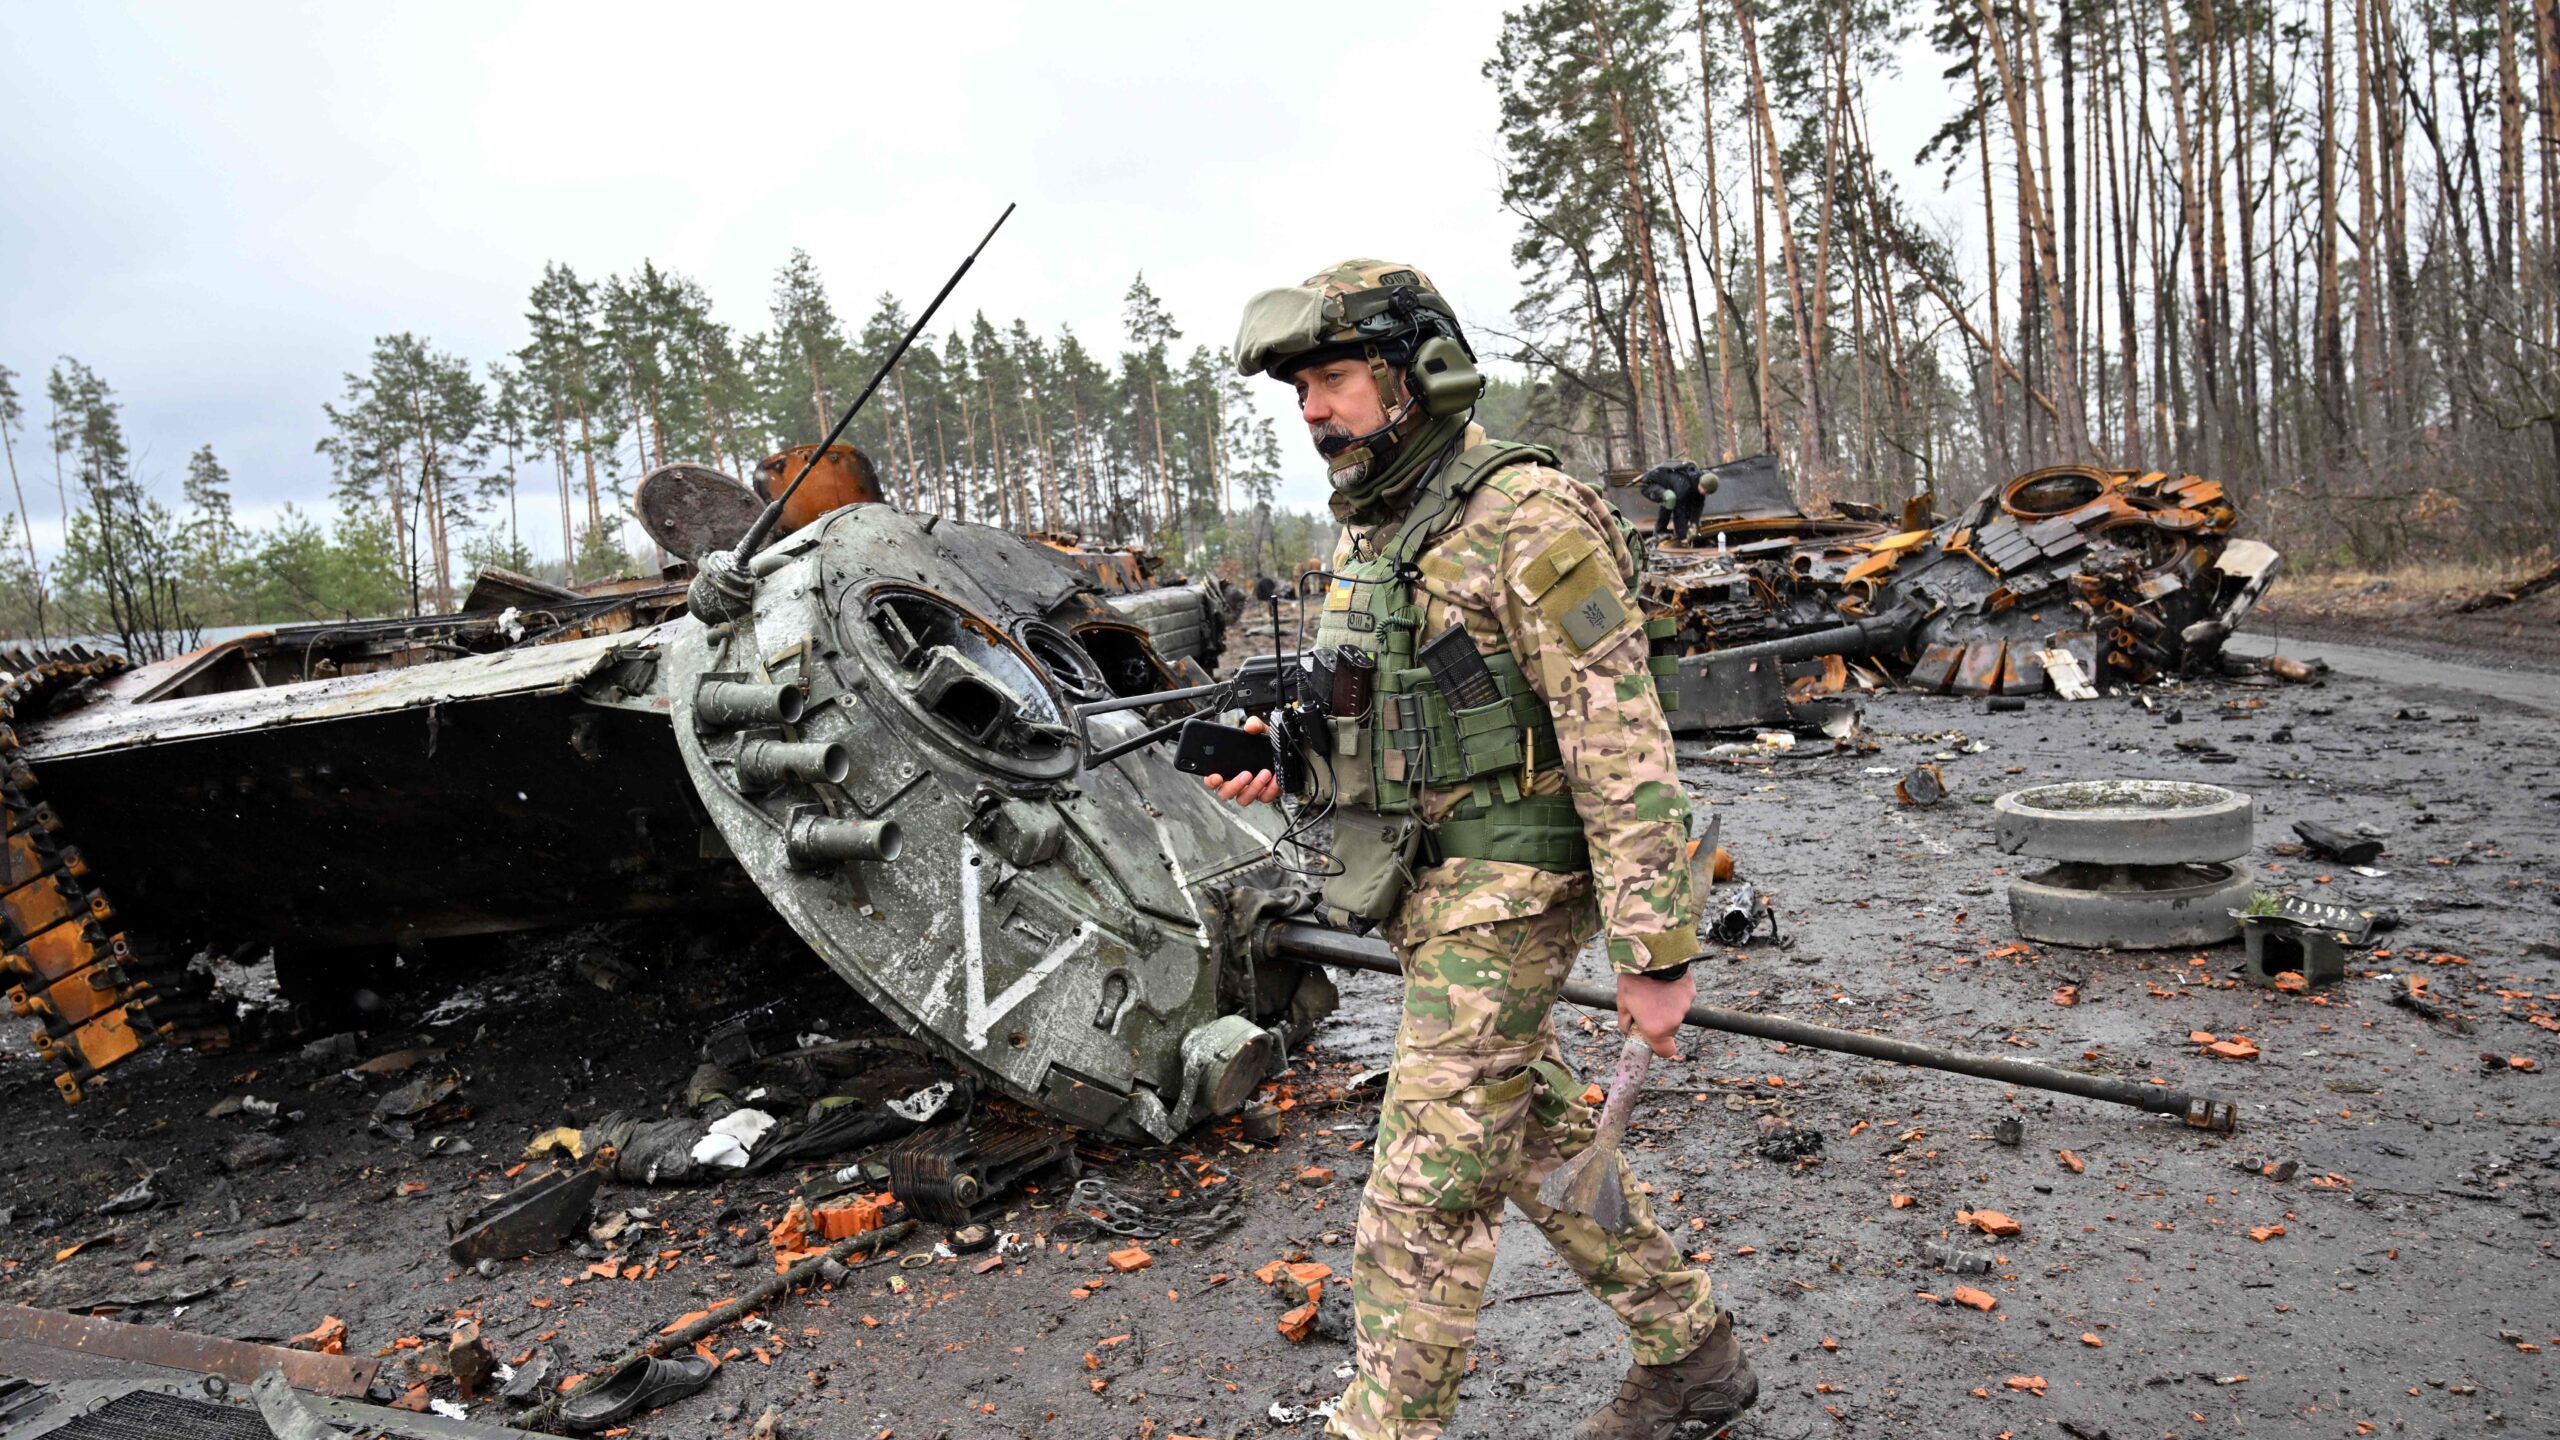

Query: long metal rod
[735,203,1016,560]
[1265,922,2236,1129]
[1072,677,1231,719]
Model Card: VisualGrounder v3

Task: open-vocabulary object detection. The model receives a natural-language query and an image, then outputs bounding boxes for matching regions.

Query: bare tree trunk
[2375,0,2417,431]
[1808,1,1849,472]
[2353,0,2381,435]
[1734,0,1824,485]
[0,411,45,636]
[1847,95,1919,487]
[891,370,922,511]
[2318,0,2347,441]
[548,403,577,583]
[1071,394,1095,536]
[2155,0,2219,469]
[1747,100,1775,458]
[1697,0,1742,460]
[1977,58,2010,468]
[572,388,601,534]
[1982,0,2091,458]
[1655,132,1719,457]
[2537,0,2558,354]
[958,393,977,527]
[2104,12,2142,454]
[1586,0,1694,464]
[1148,376,1172,535]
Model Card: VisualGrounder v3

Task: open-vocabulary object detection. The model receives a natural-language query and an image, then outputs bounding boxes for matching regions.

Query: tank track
[0,647,208,1102]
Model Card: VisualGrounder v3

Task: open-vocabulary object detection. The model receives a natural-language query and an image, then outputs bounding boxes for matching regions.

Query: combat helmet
[1233,260,1485,513]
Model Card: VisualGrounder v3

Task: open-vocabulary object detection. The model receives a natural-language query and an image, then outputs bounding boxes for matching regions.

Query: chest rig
[1309,441,1670,892]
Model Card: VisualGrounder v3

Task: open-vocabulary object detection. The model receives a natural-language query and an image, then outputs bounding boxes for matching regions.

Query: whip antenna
[736,202,1016,561]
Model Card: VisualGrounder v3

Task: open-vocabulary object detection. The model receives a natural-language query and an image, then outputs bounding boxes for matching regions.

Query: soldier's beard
[1311,421,1369,490]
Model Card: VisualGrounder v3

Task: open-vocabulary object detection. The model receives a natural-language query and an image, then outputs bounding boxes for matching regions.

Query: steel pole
[1264,921,2237,1130]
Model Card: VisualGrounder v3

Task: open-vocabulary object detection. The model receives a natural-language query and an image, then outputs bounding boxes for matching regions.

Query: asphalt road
[2229,629,2560,715]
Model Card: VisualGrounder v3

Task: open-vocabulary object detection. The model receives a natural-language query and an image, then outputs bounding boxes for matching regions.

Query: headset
[1376,287,1485,419]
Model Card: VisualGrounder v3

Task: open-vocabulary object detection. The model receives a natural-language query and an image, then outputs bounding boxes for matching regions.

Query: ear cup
[1408,334,1484,419]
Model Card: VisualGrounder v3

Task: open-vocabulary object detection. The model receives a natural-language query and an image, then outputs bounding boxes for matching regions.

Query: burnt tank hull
[5,506,1326,1135]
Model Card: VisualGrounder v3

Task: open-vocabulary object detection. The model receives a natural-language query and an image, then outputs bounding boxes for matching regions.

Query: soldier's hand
[1616,968,1694,1059]
[1203,717,1283,806]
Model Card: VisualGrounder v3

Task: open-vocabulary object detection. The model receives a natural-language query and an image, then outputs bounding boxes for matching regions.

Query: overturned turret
[4,498,1330,1140]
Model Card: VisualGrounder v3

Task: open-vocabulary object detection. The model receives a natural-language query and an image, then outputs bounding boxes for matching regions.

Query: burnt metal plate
[637,465,763,562]
[0,1305,378,1397]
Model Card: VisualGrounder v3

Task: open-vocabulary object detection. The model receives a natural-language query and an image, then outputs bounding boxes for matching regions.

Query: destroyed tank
[1,483,1328,1143]
[1605,456,2285,730]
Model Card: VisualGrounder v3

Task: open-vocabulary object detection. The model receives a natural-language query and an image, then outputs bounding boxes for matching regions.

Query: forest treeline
[9,0,2553,655]
[0,260,1305,657]
[1489,0,2559,570]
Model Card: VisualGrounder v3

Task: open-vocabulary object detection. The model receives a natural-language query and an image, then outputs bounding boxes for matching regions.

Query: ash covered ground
[1,628,2553,1440]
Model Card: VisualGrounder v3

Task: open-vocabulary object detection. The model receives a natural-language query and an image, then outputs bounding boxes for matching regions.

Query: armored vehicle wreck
[1612,456,2282,730]
[2,497,1328,1141]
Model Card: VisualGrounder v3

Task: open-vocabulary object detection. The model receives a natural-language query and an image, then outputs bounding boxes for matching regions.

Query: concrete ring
[1993,779,2253,864]
[2006,861,2255,950]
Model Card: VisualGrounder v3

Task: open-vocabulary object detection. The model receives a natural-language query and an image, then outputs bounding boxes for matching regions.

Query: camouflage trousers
[1325,903,1716,1440]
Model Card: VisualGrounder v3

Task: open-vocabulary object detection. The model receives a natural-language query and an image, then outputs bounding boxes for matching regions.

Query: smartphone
[1172,718,1278,780]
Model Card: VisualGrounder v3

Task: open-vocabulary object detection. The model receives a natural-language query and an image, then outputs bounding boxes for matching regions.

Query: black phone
[1172,718,1278,780]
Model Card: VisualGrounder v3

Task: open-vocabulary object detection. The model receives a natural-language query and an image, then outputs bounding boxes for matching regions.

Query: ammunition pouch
[1320,810,1427,929]
[1645,615,1682,713]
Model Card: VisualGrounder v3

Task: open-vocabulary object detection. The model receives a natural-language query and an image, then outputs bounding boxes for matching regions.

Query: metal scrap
[0,1304,379,1396]
[1628,458,2282,731]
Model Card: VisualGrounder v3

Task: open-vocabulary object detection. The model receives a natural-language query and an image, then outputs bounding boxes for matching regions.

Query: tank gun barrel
[1261,921,2237,1131]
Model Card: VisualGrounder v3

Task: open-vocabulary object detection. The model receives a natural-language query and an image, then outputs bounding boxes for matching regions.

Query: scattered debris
[447,1320,495,1399]
[688,1107,778,1169]
[1896,764,1948,806]
[2292,820,2383,867]
[1707,883,1788,948]
[0,1305,378,1396]
[2237,897,2356,990]
[1921,1240,1993,1274]
[220,1134,292,1172]
[1957,1208,2022,1238]
[1633,460,2280,732]
[1752,1121,1826,1162]
[446,1167,601,1265]
[556,1353,717,1433]
[95,1172,161,1216]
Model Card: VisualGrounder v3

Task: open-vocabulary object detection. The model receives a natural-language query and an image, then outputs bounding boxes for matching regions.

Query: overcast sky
[0,2,1957,564]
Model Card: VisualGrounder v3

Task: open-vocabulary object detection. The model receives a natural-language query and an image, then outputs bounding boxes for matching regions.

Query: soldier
[1633,460,1708,545]
[1213,261,1759,1440]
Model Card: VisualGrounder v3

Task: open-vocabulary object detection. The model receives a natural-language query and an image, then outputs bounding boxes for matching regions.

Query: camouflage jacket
[1331,424,1700,974]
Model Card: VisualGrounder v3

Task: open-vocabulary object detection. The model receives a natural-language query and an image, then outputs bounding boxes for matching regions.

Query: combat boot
[1571,1310,1757,1440]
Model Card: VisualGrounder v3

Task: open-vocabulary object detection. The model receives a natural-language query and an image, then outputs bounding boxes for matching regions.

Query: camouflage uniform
[1317,426,1716,1440]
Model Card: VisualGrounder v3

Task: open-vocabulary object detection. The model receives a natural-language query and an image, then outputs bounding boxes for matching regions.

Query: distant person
[1635,460,1707,545]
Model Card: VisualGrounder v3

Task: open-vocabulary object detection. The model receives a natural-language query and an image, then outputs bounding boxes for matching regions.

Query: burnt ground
[3,629,2556,1440]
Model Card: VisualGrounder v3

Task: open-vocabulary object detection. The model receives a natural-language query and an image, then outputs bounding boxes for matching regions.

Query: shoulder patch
[1519,530,1599,599]
[1541,560,1629,652]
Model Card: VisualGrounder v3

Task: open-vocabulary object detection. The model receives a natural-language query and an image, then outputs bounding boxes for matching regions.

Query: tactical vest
[1307,441,1681,883]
